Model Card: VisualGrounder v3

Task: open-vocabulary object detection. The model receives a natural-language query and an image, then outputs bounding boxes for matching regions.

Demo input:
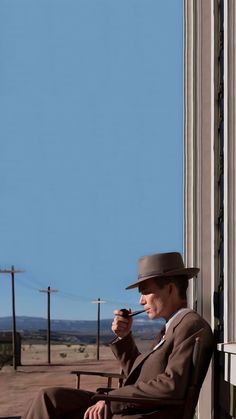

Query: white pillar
[184,0,216,417]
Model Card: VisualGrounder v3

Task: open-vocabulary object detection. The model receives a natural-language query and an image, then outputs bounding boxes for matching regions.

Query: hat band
[138,267,185,280]
[138,270,167,279]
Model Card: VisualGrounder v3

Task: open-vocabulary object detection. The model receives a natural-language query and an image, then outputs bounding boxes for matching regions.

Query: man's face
[138,278,171,320]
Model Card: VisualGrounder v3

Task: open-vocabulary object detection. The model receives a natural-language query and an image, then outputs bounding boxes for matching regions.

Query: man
[22,252,214,419]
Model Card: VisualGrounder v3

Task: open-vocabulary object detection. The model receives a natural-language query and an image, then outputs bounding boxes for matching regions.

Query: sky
[0,0,183,320]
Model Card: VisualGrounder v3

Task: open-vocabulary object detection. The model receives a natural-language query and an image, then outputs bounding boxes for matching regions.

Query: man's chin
[147,311,160,320]
[147,312,155,320]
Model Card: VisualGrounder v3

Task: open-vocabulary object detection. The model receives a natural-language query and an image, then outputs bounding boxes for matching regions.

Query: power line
[52,289,140,308]
[16,277,39,291]
[3,270,141,310]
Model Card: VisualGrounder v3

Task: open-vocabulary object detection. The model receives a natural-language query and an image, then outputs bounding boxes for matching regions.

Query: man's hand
[111,309,133,338]
[84,400,105,419]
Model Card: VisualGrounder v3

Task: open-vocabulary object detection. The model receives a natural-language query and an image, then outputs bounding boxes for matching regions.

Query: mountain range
[0,315,164,337]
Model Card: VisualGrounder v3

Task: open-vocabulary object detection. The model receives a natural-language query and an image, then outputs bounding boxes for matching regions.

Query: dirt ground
[21,343,113,364]
[0,344,120,418]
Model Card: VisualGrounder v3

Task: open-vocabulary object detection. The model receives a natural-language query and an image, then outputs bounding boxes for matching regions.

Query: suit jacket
[109,309,214,418]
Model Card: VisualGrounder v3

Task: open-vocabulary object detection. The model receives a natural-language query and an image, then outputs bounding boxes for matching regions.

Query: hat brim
[125,268,200,290]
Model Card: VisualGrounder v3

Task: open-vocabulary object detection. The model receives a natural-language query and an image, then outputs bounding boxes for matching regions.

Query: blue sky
[0,0,183,320]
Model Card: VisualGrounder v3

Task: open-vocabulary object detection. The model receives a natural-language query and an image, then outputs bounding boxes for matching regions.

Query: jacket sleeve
[110,332,140,377]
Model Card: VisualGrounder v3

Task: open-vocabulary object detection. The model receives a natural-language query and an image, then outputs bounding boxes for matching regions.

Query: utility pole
[91,298,106,360]
[39,286,58,364]
[0,266,24,370]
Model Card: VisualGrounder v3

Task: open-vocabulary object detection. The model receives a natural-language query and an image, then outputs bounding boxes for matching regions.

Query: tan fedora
[126,252,199,290]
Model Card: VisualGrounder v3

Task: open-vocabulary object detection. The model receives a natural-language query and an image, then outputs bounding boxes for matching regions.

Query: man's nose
[139,294,146,305]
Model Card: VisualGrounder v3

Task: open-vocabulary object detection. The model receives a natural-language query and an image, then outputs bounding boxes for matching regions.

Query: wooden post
[39,287,58,364]
[11,265,17,370]
[0,267,24,370]
[91,298,106,361]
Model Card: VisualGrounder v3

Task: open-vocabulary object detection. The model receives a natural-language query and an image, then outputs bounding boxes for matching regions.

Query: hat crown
[138,252,184,278]
[126,251,199,289]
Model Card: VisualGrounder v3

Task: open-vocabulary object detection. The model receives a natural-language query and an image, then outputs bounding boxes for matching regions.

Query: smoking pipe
[120,308,146,318]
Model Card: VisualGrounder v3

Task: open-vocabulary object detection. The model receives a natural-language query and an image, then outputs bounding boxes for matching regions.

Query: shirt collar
[165,307,190,333]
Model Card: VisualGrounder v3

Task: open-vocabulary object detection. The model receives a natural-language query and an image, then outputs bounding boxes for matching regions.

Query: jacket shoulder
[172,309,213,340]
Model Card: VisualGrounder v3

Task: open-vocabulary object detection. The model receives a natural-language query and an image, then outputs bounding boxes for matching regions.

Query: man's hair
[155,275,189,300]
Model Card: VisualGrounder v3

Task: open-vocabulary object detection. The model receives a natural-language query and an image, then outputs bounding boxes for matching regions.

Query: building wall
[184,1,215,417]
[184,0,236,418]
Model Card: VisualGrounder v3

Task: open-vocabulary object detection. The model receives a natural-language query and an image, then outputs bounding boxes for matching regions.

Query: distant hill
[0,315,164,338]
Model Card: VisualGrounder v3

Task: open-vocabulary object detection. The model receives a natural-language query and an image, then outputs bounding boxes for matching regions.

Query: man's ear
[167,282,174,295]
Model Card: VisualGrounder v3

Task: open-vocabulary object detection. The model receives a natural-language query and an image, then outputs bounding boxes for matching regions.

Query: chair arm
[92,393,184,407]
[70,370,125,389]
[96,387,115,394]
[92,393,184,419]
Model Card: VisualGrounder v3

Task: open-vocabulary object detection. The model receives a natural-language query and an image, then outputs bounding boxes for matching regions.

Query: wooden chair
[0,417,21,419]
[91,337,213,419]
[70,369,125,389]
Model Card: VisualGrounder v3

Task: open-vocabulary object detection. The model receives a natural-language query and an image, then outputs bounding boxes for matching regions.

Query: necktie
[150,326,166,349]
[158,325,166,341]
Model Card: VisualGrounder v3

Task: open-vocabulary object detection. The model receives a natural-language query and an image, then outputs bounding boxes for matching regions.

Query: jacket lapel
[124,348,156,385]
[125,335,167,385]
[125,308,194,385]
[164,308,193,338]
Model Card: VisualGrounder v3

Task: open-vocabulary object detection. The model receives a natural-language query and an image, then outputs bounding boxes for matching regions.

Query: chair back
[183,336,214,419]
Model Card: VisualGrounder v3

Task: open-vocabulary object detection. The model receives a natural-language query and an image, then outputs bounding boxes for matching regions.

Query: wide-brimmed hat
[126,252,199,290]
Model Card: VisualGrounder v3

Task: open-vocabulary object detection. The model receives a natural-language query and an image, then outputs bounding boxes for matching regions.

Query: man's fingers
[113,309,131,318]
[112,308,133,338]
[84,401,105,419]
[84,405,92,419]
[113,309,122,315]
[112,319,128,328]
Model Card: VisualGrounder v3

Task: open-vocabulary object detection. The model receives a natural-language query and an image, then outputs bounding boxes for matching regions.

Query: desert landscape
[21,342,113,364]
[0,338,152,418]
[0,316,158,418]
[0,343,120,418]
